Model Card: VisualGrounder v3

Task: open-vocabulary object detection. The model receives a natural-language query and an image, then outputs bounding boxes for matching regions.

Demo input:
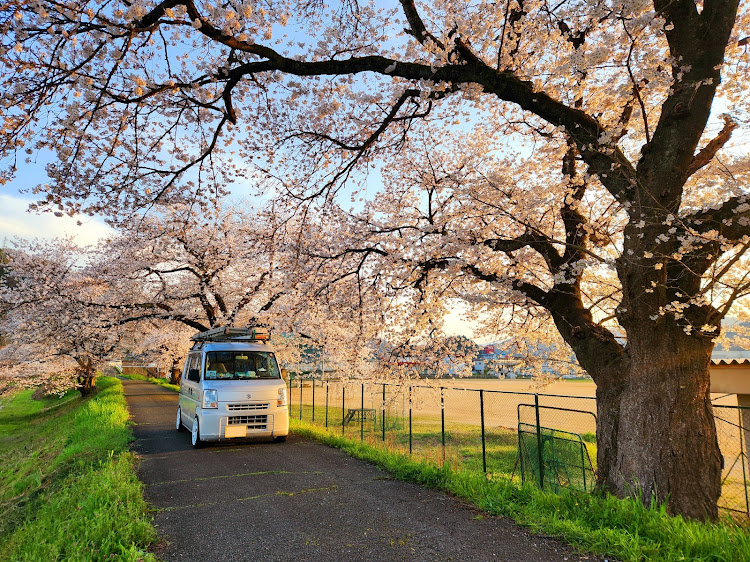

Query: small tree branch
[686,115,738,178]
[399,0,445,49]
[683,195,750,243]
[482,233,564,272]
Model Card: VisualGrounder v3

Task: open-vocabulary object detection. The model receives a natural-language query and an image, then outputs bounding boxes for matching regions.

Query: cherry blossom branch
[686,115,738,178]
[398,0,445,49]
[622,20,650,143]
[683,195,750,243]
[560,141,589,268]
[482,234,564,272]
[135,0,640,206]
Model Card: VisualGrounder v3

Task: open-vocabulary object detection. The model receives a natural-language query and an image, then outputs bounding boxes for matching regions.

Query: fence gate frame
[517,402,597,493]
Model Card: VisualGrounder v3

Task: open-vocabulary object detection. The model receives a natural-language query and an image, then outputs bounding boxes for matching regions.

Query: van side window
[186,354,200,381]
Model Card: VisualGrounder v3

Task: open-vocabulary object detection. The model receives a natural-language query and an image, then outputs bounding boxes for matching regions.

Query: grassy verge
[0,377,157,561]
[119,373,180,393]
[291,419,750,562]
[291,404,597,485]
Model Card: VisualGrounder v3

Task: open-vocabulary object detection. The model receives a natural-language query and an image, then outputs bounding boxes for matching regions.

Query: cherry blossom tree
[298,120,750,519]
[95,205,291,331]
[124,321,194,383]
[0,206,383,392]
[0,239,132,396]
[96,205,341,382]
[0,248,11,347]
[2,0,750,519]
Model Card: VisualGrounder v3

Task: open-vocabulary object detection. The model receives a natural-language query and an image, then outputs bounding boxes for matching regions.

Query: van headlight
[277,387,287,407]
[203,389,218,409]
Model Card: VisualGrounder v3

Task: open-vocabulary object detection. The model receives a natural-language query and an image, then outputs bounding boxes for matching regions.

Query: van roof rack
[190,326,271,343]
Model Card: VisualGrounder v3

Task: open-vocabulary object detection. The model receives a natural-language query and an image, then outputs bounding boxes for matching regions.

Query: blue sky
[0,157,112,246]
[0,192,112,245]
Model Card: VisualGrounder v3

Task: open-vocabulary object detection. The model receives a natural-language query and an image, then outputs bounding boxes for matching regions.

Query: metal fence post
[480,389,487,473]
[382,383,386,442]
[441,387,446,465]
[403,391,406,429]
[325,382,329,428]
[299,377,303,420]
[312,379,316,422]
[361,383,365,441]
[535,393,544,489]
[342,386,346,435]
[518,424,525,485]
[409,386,413,455]
[287,374,292,418]
[739,407,749,515]
[581,435,587,492]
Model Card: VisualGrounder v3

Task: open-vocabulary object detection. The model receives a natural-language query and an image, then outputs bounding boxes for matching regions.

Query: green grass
[291,419,750,562]
[0,378,157,561]
[293,404,597,482]
[119,373,180,392]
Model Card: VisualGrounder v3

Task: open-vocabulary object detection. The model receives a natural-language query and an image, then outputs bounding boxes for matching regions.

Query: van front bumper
[197,407,289,441]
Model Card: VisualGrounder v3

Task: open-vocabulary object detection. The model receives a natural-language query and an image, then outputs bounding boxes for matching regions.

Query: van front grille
[228,415,268,429]
[228,403,269,411]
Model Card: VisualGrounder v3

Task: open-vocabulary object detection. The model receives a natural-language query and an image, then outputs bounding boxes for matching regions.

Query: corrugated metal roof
[711,357,750,365]
[710,348,750,365]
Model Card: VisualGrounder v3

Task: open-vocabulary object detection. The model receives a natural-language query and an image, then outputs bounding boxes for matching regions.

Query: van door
[180,354,201,422]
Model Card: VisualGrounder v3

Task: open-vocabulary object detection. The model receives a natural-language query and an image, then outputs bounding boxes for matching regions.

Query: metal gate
[517,401,596,493]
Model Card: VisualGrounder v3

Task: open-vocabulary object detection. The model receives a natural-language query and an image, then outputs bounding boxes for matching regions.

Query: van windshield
[204,351,281,380]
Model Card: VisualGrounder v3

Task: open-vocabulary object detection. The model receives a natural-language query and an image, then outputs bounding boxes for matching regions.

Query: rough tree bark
[169,362,181,385]
[75,357,96,397]
[567,315,722,519]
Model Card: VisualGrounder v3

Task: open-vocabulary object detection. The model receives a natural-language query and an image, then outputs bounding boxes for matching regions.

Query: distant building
[472,342,583,379]
[473,345,523,377]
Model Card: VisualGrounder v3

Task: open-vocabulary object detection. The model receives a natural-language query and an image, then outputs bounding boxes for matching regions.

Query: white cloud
[0,194,112,246]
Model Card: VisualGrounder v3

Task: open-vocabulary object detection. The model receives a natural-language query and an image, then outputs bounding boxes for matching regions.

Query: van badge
[246,393,252,399]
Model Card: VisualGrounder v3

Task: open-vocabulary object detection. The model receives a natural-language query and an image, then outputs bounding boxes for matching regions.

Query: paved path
[123,379,604,561]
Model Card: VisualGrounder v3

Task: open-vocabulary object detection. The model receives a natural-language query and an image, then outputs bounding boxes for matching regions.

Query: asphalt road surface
[123,379,605,561]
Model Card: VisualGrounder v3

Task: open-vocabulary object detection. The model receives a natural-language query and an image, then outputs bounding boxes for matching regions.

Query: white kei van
[176,326,289,447]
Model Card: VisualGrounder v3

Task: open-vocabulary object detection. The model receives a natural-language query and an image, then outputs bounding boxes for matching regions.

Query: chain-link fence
[287,376,749,516]
[714,404,750,516]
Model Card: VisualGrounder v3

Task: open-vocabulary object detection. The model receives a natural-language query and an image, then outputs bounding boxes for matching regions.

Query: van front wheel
[274,435,287,443]
[191,417,203,448]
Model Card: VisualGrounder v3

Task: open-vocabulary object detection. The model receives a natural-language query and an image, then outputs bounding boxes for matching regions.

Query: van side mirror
[281,368,288,381]
[188,368,200,382]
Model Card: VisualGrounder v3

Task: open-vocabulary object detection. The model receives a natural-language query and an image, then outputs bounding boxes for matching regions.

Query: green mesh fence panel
[518,423,595,493]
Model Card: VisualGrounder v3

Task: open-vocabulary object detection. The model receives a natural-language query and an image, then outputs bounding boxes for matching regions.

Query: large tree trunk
[76,368,96,397]
[169,362,181,385]
[75,357,97,397]
[550,290,724,520]
[595,322,723,520]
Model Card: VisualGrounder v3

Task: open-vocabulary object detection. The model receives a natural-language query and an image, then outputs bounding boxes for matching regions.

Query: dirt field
[293,378,741,435]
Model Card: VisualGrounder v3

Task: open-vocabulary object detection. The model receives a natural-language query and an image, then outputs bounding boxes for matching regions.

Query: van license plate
[225,426,247,438]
